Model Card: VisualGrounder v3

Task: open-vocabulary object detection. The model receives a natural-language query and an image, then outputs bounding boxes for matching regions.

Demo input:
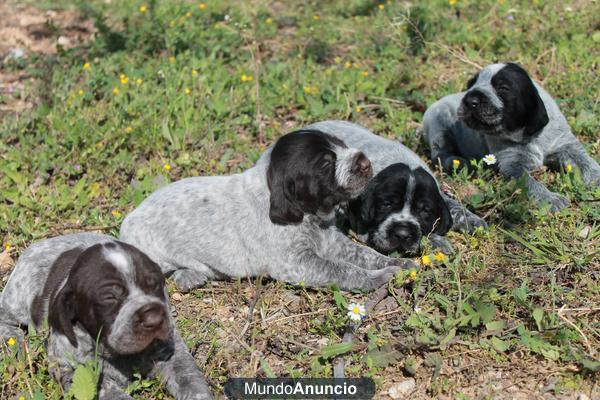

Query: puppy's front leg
[498,156,569,211]
[324,229,412,270]
[276,248,414,291]
[442,194,488,232]
[98,379,135,400]
[152,331,212,400]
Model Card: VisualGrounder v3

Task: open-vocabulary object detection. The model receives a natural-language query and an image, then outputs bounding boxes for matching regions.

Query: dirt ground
[0,0,94,116]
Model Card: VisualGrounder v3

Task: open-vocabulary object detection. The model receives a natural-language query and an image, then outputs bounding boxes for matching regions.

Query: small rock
[388,378,416,399]
[577,394,590,400]
[578,225,591,239]
[171,292,183,302]
[202,296,212,304]
[7,48,25,60]
[57,36,71,46]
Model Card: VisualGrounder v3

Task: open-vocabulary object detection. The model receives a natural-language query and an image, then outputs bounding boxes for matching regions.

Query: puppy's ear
[523,84,549,137]
[466,72,479,90]
[346,193,371,234]
[433,198,453,236]
[48,282,77,347]
[358,185,375,229]
[267,168,304,225]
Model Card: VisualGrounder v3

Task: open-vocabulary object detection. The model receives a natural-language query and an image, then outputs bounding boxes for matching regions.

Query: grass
[1,0,599,398]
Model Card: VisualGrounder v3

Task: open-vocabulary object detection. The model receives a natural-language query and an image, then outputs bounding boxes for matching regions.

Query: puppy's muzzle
[388,222,421,254]
[134,302,170,340]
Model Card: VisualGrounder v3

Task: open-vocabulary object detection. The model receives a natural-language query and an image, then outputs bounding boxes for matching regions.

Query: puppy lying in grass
[0,233,211,400]
[305,121,487,255]
[120,130,416,292]
[422,62,600,211]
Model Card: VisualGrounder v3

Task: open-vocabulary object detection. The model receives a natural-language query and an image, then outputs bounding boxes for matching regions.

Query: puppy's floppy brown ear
[267,167,304,225]
[48,282,77,347]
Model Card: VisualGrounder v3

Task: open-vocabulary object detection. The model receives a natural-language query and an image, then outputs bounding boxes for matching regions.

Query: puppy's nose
[353,152,372,175]
[393,226,414,242]
[464,92,481,109]
[137,303,166,330]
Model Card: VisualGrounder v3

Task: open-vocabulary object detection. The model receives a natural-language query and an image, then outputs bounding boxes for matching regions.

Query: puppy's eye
[417,204,432,213]
[380,201,392,210]
[497,84,510,92]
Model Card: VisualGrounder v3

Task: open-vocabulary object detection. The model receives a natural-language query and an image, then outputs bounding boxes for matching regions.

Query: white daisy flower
[347,302,367,322]
[483,154,497,165]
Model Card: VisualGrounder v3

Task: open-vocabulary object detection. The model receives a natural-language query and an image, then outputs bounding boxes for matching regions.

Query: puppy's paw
[368,260,417,290]
[172,269,207,293]
[428,234,454,254]
[533,191,570,212]
[452,210,488,233]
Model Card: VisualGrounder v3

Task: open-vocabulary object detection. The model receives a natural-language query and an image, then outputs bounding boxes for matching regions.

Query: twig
[557,305,595,357]
[240,275,264,337]
[260,308,332,325]
[23,340,34,398]
[33,224,119,239]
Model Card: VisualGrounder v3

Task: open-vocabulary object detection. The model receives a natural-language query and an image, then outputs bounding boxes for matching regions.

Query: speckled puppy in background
[423,63,600,211]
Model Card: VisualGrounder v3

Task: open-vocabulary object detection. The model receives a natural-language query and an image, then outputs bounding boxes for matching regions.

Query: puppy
[304,121,486,255]
[0,233,211,400]
[423,62,600,211]
[120,130,415,292]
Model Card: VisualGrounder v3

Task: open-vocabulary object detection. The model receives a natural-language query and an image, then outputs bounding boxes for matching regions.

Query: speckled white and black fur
[302,121,487,253]
[0,233,211,400]
[423,63,600,211]
[120,130,416,293]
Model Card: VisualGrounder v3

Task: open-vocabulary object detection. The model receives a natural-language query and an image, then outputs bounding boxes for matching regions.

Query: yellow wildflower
[4,244,11,251]
[198,3,206,10]
[434,252,447,262]
[452,159,460,168]
[313,15,320,21]
[7,337,16,346]
[82,62,90,70]
[139,4,148,13]
[449,0,457,5]
[192,69,198,76]
[111,210,122,218]
[163,164,172,171]
[241,74,253,82]
[421,255,431,266]
[125,126,133,133]
[409,270,417,280]
[184,87,191,95]
[186,11,192,18]
[362,70,369,77]
[303,86,318,95]
[112,87,120,95]
[378,4,385,10]
[135,78,143,85]
[78,89,84,96]
[266,17,273,24]
[344,61,352,69]
[355,106,361,113]
[169,56,176,63]
[18,396,25,400]
[169,19,176,27]
[119,74,128,85]
[565,164,573,173]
